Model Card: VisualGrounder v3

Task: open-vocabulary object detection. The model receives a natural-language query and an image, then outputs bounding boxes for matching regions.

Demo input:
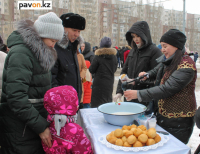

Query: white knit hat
[34,12,64,41]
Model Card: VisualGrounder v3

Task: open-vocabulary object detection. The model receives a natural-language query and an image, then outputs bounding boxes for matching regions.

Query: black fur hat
[60,13,86,30]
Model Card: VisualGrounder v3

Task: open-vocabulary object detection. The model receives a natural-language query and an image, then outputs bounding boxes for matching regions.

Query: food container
[148,115,157,128]
[137,115,149,129]
[97,102,146,126]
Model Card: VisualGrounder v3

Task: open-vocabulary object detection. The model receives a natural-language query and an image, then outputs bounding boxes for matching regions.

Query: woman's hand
[139,72,147,81]
[124,90,138,101]
[39,127,52,148]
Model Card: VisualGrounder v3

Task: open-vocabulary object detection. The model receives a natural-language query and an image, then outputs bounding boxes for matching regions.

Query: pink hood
[44,85,78,116]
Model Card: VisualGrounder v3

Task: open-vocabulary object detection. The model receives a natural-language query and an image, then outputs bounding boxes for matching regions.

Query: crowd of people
[0,11,199,154]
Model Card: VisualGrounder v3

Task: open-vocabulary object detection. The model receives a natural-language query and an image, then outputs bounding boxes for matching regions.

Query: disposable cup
[148,115,157,129]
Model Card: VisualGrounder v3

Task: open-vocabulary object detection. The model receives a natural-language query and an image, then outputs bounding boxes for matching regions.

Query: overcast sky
[123,0,200,15]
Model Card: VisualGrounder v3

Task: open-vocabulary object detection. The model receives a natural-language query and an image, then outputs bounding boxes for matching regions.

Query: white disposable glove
[113,93,122,102]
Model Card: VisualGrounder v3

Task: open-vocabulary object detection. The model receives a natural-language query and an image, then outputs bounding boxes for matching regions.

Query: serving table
[77,108,191,154]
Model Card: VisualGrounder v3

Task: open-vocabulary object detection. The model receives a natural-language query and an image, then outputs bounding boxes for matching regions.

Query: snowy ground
[187,62,200,154]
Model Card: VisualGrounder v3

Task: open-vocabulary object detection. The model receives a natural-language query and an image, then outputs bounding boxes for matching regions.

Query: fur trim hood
[9,20,57,71]
[95,48,117,56]
[57,32,84,49]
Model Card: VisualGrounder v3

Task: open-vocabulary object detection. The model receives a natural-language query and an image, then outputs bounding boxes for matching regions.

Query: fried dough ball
[133,141,143,147]
[110,131,115,137]
[133,128,143,137]
[114,129,123,138]
[142,131,148,135]
[122,136,127,142]
[148,128,156,132]
[138,125,147,131]
[147,128,156,139]
[130,124,137,129]
[130,128,136,134]
[108,136,118,144]
[154,134,161,143]
[106,134,111,142]
[124,131,133,138]
[122,125,129,130]
[138,134,148,143]
[127,126,131,130]
[122,130,128,136]
[115,139,124,146]
[127,135,137,144]
[124,141,132,147]
[146,139,156,146]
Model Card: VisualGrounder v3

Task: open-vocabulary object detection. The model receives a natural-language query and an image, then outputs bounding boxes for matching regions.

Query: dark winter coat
[138,52,197,144]
[0,20,57,154]
[51,33,84,103]
[139,53,196,113]
[89,48,117,108]
[116,21,162,104]
[119,47,127,61]
[82,42,94,63]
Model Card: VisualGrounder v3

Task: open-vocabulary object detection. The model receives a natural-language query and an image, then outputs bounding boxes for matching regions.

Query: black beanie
[100,37,112,48]
[60,13,86,30]
[160,29,186,50]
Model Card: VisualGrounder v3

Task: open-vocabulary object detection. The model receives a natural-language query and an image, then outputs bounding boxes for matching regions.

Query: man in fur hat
[51,13,85,103]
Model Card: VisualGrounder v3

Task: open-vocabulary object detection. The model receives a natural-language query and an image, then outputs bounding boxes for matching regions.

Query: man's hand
[39,127,52,148]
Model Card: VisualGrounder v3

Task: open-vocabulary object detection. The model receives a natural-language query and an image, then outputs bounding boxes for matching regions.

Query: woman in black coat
[89,37,117,108]
[114,21,162,106]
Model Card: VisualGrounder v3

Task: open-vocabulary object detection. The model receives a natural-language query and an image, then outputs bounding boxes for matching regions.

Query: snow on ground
[188,90,200,154]
[186,61,200,154]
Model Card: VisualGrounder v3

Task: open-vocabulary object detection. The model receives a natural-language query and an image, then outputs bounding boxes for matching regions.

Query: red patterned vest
[158,55,197,118]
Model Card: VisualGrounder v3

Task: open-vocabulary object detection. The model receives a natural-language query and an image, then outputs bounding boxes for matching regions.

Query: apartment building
[0,0,200,51]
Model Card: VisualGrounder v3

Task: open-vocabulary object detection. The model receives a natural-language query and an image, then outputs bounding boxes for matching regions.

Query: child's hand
[39,127,52,148]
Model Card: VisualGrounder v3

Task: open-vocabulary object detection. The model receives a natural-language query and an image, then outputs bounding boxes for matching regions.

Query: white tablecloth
[77,108,191,154]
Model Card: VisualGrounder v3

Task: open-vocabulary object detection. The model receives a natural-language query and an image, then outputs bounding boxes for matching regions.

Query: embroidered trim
[177,61,196,71]
[158,99,196,118]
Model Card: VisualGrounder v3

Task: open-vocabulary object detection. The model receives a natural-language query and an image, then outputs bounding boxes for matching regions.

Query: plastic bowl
[97,102,146,126]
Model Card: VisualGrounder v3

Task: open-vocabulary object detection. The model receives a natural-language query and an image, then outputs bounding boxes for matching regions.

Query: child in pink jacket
[42,85,93,154]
